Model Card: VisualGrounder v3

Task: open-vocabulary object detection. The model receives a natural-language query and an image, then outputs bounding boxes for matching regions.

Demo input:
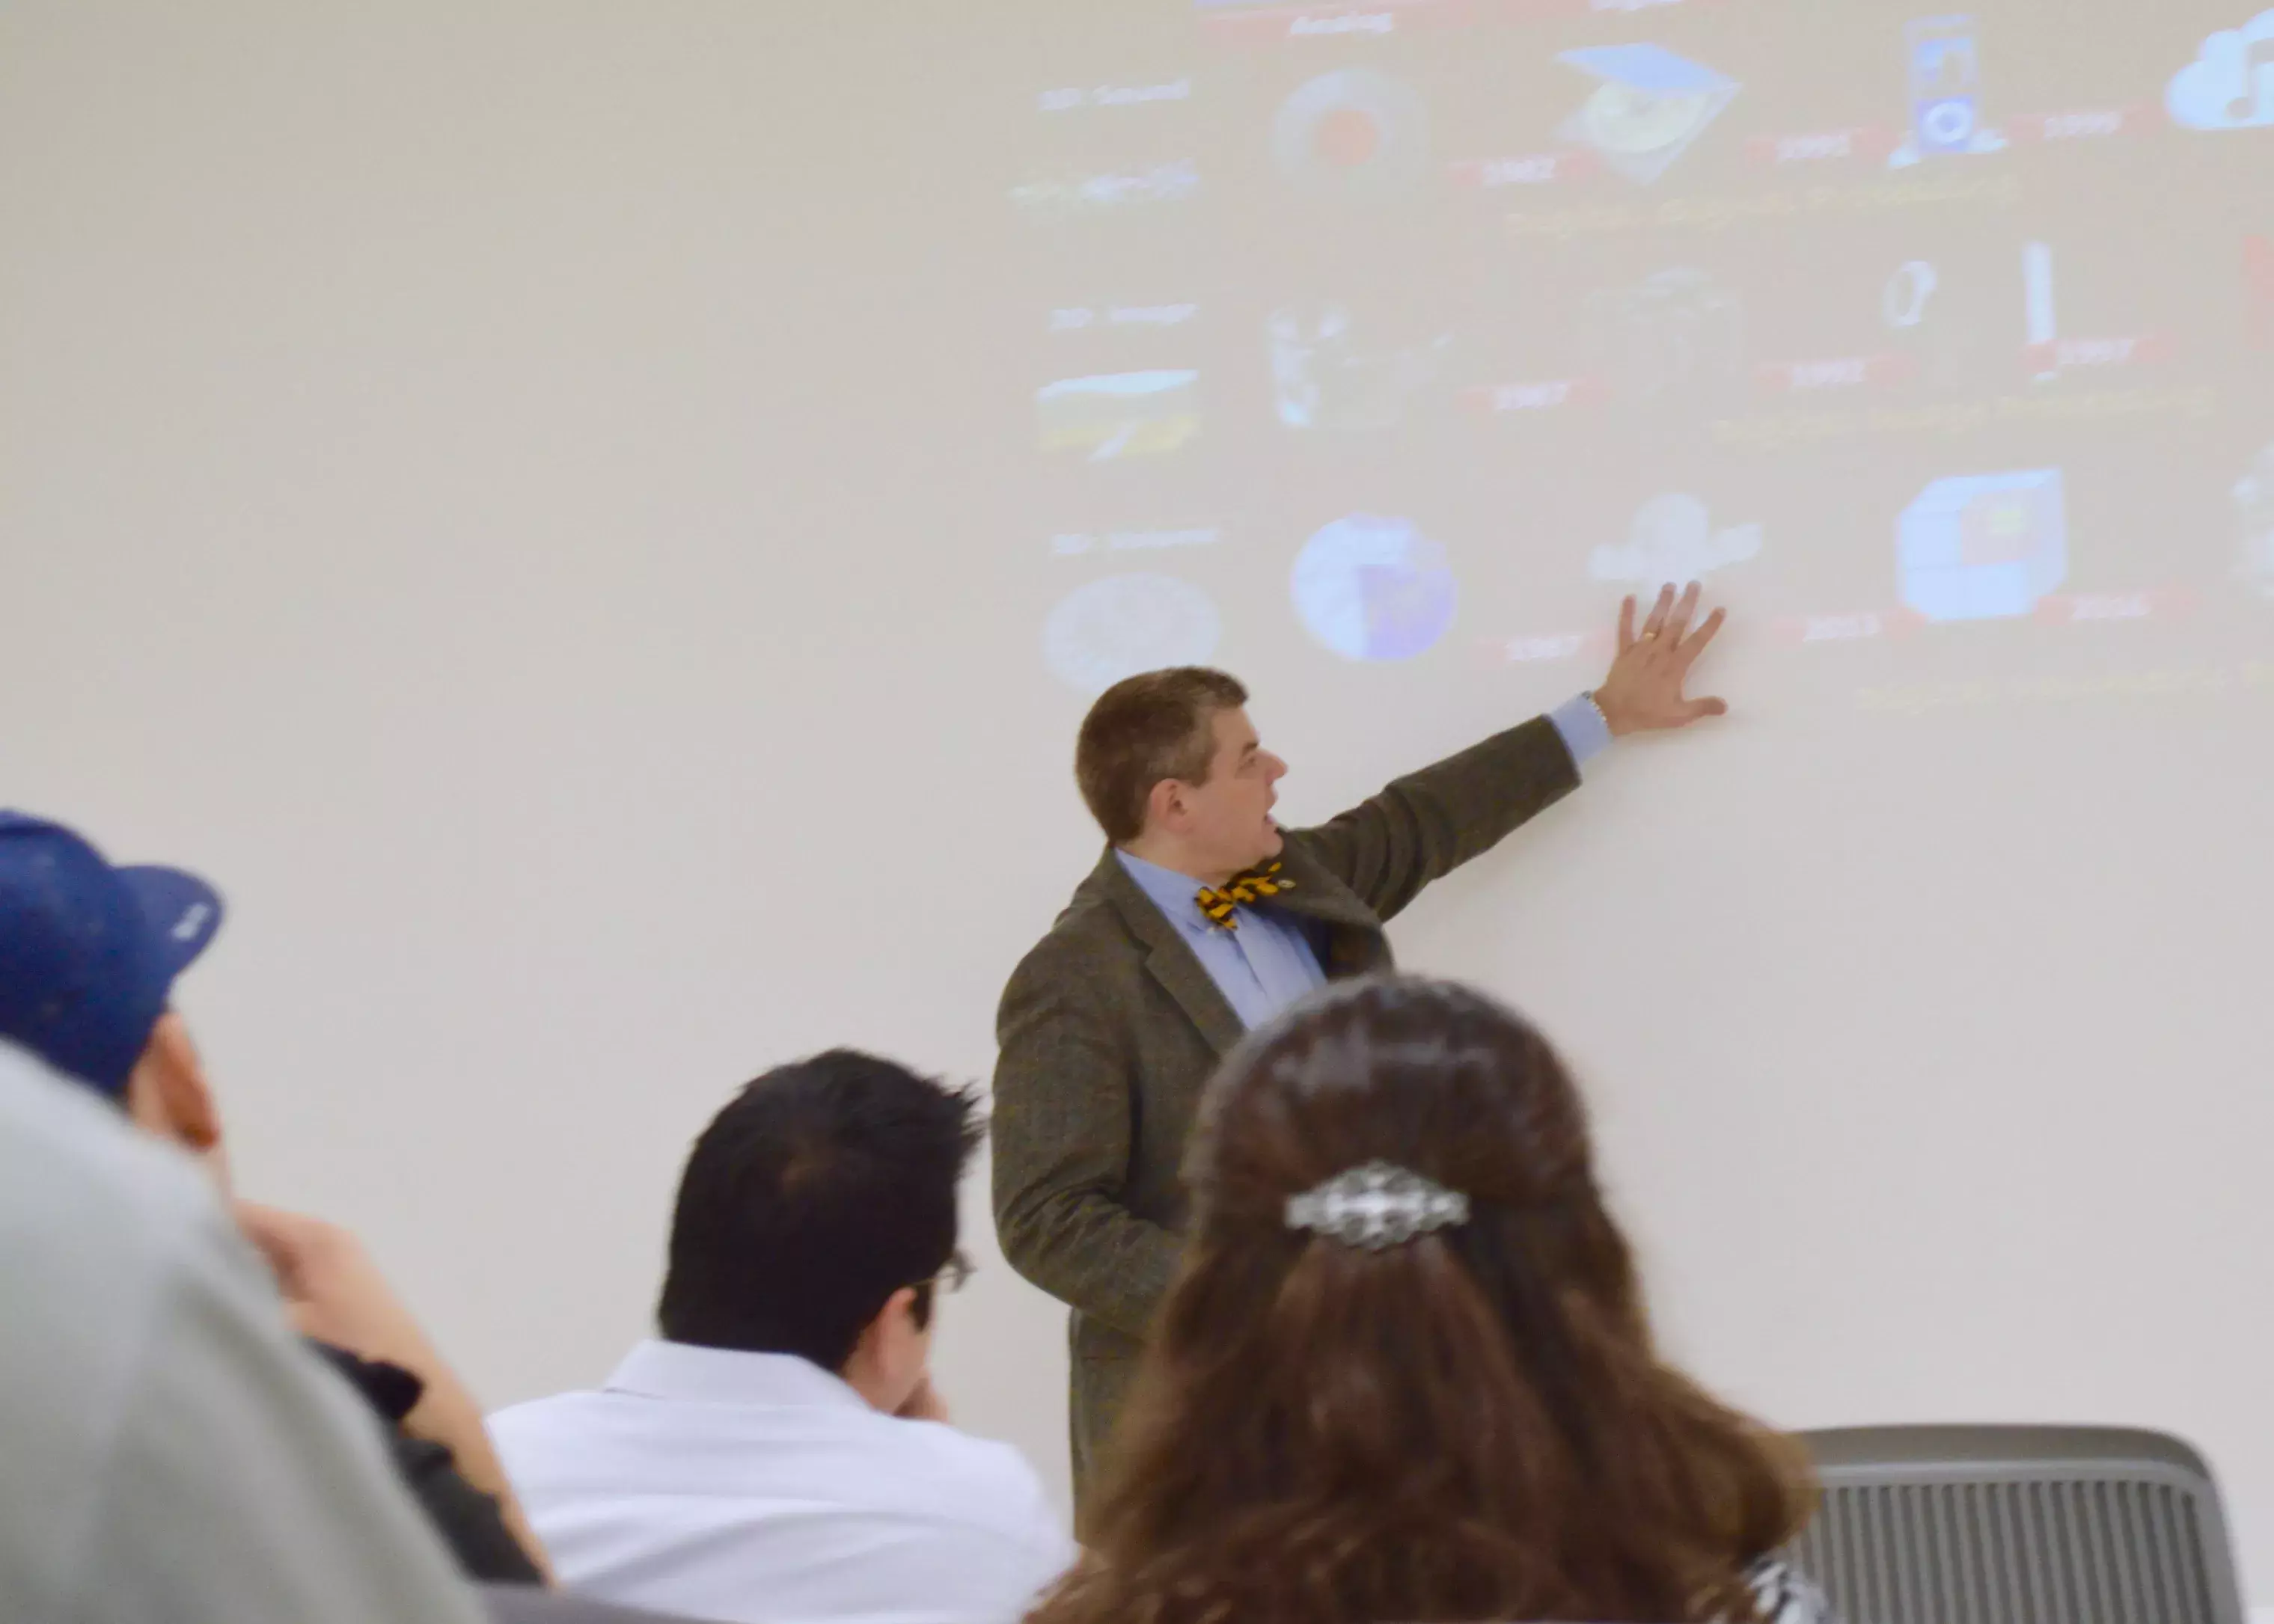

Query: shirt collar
[1113,848,1219,939]
[604,1340,873,1414]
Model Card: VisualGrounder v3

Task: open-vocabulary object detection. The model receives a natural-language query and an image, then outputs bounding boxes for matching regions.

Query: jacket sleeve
[388,1435,547,1585]
[1293,715,1581,924]
[990,952,1183,1342]
[305,1343,546,1584]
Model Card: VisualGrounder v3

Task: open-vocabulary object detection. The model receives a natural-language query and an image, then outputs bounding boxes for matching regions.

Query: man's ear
[1144,777,1186,836]
[842,1285,928,1415]
[126,1012,224,1155]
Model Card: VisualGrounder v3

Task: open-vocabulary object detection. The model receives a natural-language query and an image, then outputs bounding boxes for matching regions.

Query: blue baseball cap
[0,812,224,1098]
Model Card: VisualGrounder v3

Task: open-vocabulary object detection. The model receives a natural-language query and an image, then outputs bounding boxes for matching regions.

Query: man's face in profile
[1176,708,1287,876]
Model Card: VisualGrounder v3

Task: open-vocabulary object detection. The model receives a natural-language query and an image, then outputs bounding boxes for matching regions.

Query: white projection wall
[1012,1,2274,696]
[5,0,2274,1605]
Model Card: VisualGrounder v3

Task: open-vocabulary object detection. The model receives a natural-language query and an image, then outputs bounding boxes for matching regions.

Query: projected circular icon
[1580,84,1719,158]
[1043,574,1223,694]
[1271,70,1430,198]
[1920,98,1978,148]
[1554,45,1739,185]
[1291,514,1458,662]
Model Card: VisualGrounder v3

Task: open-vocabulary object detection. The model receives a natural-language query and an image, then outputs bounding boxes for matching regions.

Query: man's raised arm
[1295,583,1730,922]
[1293,716,1583,924]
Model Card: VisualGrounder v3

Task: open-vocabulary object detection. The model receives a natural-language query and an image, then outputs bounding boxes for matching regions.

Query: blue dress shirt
[1115,849,1329,1029]
[1544,690,1613,767]
[1117,696,1609,1029]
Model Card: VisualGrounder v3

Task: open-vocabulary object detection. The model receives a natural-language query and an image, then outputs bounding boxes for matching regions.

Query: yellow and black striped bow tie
[1195,862,1294,931]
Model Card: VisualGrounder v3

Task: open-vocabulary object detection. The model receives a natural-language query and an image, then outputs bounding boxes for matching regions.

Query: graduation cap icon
[1556,44,1740,184]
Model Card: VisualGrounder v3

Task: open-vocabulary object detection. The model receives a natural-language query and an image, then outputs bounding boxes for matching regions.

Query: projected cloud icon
[1589,494,1762,590]
[1043,574,1223,693]
[2169,10,2274,130]
[1292,514,1458,662]
[1556,46,1738,184]
[1273,70,1431,198]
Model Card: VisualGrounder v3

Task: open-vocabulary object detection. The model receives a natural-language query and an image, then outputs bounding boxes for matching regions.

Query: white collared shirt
[489,1340,1077,1624]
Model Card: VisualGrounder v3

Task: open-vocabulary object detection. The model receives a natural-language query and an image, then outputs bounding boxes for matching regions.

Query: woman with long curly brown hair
[1029,975,1833,1624]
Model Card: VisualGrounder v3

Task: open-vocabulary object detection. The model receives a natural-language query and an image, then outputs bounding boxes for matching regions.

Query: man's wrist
[1547,692,1616,768]
[1586,687,1638,738]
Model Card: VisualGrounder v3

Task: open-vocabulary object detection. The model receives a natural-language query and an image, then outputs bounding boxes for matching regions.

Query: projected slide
[1011,1,2274,714]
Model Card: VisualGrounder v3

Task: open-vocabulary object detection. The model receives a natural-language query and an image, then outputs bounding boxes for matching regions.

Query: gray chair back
[1788,1424,2245,1624]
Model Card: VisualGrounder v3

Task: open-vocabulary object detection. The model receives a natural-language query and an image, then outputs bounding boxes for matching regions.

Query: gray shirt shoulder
[0,1046,485,1624]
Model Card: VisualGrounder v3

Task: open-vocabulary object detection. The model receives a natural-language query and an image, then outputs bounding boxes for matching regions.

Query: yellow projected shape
[1039,416,1199,459]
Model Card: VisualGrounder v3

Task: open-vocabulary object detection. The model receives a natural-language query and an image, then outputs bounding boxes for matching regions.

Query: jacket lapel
[1265,838,1389,934]
[1091,849,1247,1059]
[1263,837,1397,978]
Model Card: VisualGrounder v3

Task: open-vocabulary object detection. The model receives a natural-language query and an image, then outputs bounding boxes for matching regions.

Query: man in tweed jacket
[992,585,1729,1507]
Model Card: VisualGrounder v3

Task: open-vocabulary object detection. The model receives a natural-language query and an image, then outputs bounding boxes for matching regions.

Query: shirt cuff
[1546,692,1613,773]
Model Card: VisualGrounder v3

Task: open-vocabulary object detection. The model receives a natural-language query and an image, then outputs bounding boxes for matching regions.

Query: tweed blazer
[989,716,1582,1497]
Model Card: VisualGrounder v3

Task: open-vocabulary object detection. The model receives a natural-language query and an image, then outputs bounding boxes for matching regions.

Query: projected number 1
[2024,242,2058,380]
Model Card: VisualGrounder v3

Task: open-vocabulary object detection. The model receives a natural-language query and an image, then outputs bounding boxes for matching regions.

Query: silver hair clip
[1284,1161,1470,1251]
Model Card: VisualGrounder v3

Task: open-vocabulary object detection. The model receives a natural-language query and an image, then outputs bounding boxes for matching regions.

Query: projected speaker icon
[1269,305,1450,432]
[1582,268,1746,404]
[1292,515,1458,662]
[1897,470,2068,622]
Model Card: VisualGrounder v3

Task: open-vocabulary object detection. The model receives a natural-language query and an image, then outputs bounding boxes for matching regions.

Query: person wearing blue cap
[0,810,232,1168]
[0,810,550,1587]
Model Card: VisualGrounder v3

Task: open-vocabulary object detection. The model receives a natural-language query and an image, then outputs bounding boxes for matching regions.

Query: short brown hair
[1075,667,1249,845]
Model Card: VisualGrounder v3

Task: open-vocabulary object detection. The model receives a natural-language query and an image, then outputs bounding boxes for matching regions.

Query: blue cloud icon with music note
[2168,10,2274,130]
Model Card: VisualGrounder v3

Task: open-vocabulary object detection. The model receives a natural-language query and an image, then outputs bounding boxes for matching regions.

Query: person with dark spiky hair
[492,1052,1075,1624]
